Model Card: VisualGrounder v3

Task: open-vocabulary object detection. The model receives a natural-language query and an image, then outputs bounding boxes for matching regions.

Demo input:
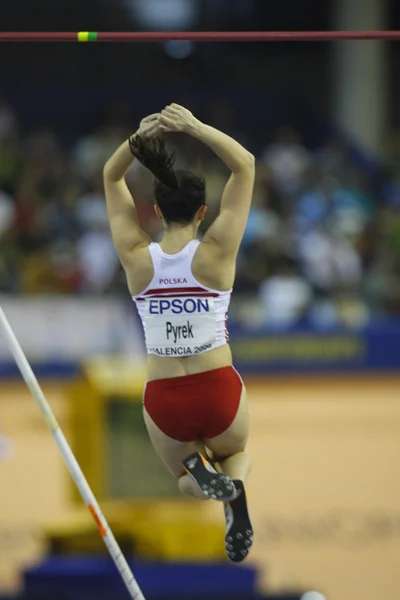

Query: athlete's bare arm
[103,114,160,267]
[158,104,255,257]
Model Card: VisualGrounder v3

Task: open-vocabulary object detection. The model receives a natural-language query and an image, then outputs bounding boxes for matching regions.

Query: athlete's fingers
[141,121,163,140]
[143,124,162,138]
[141,120,161,134]
[142,119,160,130]
[142,113,160,122]
[161,108,178,119]
[164,105,180,115]
[138,115,161,136]
[146,116,162,128]
[158,114,176,128]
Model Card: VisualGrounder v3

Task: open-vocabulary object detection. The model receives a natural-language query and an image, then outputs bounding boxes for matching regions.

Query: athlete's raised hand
[158,104,200,135]
[137,113,162,139]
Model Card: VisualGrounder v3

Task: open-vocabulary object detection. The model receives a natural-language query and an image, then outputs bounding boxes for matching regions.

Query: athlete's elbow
[103,161,113,179]
[235,152,255,173]
[103,162,119,182]
[245,152,255,167]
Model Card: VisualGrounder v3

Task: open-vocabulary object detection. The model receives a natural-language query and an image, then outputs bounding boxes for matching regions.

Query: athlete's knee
[210,437,248,461]
[178,474,210,501]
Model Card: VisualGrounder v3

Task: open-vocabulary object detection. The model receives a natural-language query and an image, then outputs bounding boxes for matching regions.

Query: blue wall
[229,322,400,374]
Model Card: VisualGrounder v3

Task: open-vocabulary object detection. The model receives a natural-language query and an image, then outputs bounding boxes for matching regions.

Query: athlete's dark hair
[129,135,206,226]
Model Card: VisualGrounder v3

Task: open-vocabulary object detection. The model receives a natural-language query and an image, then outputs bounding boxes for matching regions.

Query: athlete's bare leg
[143,407,210,500]
[203,385,253,563]
[203,385,251,481]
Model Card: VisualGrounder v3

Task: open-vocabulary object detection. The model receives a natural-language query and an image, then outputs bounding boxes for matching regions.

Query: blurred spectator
[72,123,124,179]
[293,173,335,235]
[75,176,108,231]
[383,173,400,208]
[0,129,22,192]
[315,135,350,180]
[298,227,362,292]
[0,190,16,236]
[382,129,400,177]
[0,95,18,143]
[259,257,313,327]
[240,175,283,265]
[21,251,60,293]
[262,127,312,197]
[78,224,119,293]
[49,241,84,293]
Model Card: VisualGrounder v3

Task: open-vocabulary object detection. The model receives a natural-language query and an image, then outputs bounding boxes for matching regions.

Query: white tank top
[132,240,232,357]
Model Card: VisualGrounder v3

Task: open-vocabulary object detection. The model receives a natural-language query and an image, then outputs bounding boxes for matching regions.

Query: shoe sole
[183,452,237,501]
[224,482,253,563]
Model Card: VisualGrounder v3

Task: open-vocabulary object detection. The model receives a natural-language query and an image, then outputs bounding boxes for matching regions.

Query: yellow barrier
[44,499,226,561]
[66,358,170,502]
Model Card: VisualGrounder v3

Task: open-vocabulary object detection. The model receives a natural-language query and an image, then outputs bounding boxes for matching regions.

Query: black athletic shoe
[182,451,237,501]
[224,480,253,563]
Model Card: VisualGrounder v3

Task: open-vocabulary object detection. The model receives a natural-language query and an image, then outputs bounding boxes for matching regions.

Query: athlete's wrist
[127,133,139,159]
[185,119,203,138]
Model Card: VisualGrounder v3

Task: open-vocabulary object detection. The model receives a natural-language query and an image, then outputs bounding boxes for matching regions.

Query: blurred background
[1,1,400,600]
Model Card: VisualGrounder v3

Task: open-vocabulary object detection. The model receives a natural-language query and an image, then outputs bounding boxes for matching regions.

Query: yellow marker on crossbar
[77,32,98,42]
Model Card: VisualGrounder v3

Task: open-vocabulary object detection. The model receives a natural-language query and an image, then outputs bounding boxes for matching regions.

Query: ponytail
[129,135,179,190]
[129,134,206,226]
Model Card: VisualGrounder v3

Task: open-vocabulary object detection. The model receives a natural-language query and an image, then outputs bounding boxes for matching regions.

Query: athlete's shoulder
[192,240,235,291]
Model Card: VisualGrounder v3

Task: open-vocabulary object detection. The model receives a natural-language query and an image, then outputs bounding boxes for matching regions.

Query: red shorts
[143,366,243,442]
